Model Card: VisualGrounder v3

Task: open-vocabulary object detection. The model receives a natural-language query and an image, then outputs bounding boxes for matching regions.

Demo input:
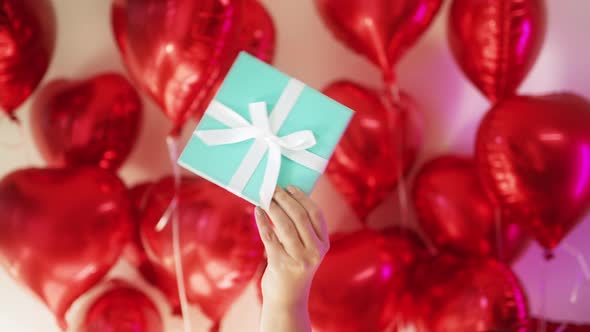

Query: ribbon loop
[194,79,328,210]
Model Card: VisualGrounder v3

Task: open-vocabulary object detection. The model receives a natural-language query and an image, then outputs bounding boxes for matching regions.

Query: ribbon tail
[259,143,282,211]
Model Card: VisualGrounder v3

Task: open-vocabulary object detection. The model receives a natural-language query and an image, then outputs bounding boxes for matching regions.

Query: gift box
[178,52,353,210]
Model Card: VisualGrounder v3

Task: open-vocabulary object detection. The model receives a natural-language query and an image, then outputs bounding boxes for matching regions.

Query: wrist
[261,289,310,311]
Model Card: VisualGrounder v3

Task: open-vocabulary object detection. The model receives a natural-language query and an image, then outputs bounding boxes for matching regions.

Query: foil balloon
[236,0,276,63]
[31,73,143,171]
[323,80,422,222]
[0,0,55,120]
[0,167,132,329]
[139,176,264,326]
[309,229,424,332]
[190,0,276,122]
[476,93,590,250]
[448,0,546,103]
[413,155,529,262]
[396,254,529,331]
[114,0,276,135]
[119,0,243,136]
[314,0,442,82]
[83,282,163,332]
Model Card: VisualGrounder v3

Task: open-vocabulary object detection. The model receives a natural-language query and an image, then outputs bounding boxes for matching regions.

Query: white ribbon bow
[194,79,328,210]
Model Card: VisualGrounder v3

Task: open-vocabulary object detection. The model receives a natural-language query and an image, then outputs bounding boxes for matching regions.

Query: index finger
[285,186,328,243]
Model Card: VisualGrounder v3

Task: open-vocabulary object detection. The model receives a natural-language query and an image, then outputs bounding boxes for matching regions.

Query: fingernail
[286,185,297,194]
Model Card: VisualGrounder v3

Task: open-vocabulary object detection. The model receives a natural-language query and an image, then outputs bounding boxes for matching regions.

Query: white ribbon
[194,79,328,210]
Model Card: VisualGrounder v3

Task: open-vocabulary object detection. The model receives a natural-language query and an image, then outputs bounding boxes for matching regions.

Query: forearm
[260,301,312,332]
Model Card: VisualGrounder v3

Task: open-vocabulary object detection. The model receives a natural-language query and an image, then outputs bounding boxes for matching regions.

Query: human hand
[255,186,329,311]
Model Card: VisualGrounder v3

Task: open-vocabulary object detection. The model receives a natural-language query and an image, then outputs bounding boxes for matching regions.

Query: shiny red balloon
[83,282,163,332]
[315,0,442,81]
[323,80,422,222]
[0,167,132,329]
[112,0,275,92]
[396,254,529,331]
[309,229,424,332]
[476,93,590,250]
[236,0,276,63]
[448,0,546,103]
[413,155,529,262]
[31,73,142,171]
[0,0,55,120]
[190,0,276,124]
[139,176,264,323]
[112,0,275,135]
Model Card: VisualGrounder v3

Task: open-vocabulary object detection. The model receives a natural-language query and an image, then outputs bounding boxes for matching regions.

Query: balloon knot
[210,320,221,332]
[544,249,555,261]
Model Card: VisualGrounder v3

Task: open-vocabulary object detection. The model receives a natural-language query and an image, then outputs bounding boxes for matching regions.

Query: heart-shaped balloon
[395,254,529,331]
[188,0,276,123]
[83,281,163,332]
[323,80,422,222]
[476,93,590,250]
[314,0,442,81]
[0,0,55,120]
[413,155,529,263]
[30,73,142,171]
[113,0,243,136]
[0,167,132,329]
[139,176,264,324]
[235,0,276,63]
[309,229,424,332]
[448,0,546,103]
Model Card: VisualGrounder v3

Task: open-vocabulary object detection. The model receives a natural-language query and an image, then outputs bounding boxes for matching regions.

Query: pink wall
[0,0,589,330]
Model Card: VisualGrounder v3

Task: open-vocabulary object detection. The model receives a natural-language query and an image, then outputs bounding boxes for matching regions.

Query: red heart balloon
[30,73,143,171]
[323,80,422,222]
[139,176,264,323]
[476,93,590,250]
[314,0,442,81]
[83,281,163,332]
[448,0,546,103]
[309,229,424,332]
[236,0,276,64]
[113,0,243,136]
[396,254,529,331]
[0,167,132,329]
[0,0,55,120]
[112,0,275,129]
[413,155,529,263]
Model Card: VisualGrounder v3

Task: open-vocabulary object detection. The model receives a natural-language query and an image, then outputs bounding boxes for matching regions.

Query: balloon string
[209,320,221,332]
[381,79,439,256]
[165,135,193,332]
[537,254,549,332]
[561,242,590,305]
[382,79,407,229]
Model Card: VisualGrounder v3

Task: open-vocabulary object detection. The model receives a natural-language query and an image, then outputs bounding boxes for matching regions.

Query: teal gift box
[178,52,353,209]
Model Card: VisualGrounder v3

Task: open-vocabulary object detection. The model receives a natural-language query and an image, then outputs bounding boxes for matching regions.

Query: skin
[255,186,330,332]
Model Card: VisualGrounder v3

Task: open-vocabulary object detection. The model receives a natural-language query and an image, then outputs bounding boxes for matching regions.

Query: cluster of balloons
[306,0,590,331]
[2,0,590,331]
[0,0,275,330]
[317,0,443,222]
